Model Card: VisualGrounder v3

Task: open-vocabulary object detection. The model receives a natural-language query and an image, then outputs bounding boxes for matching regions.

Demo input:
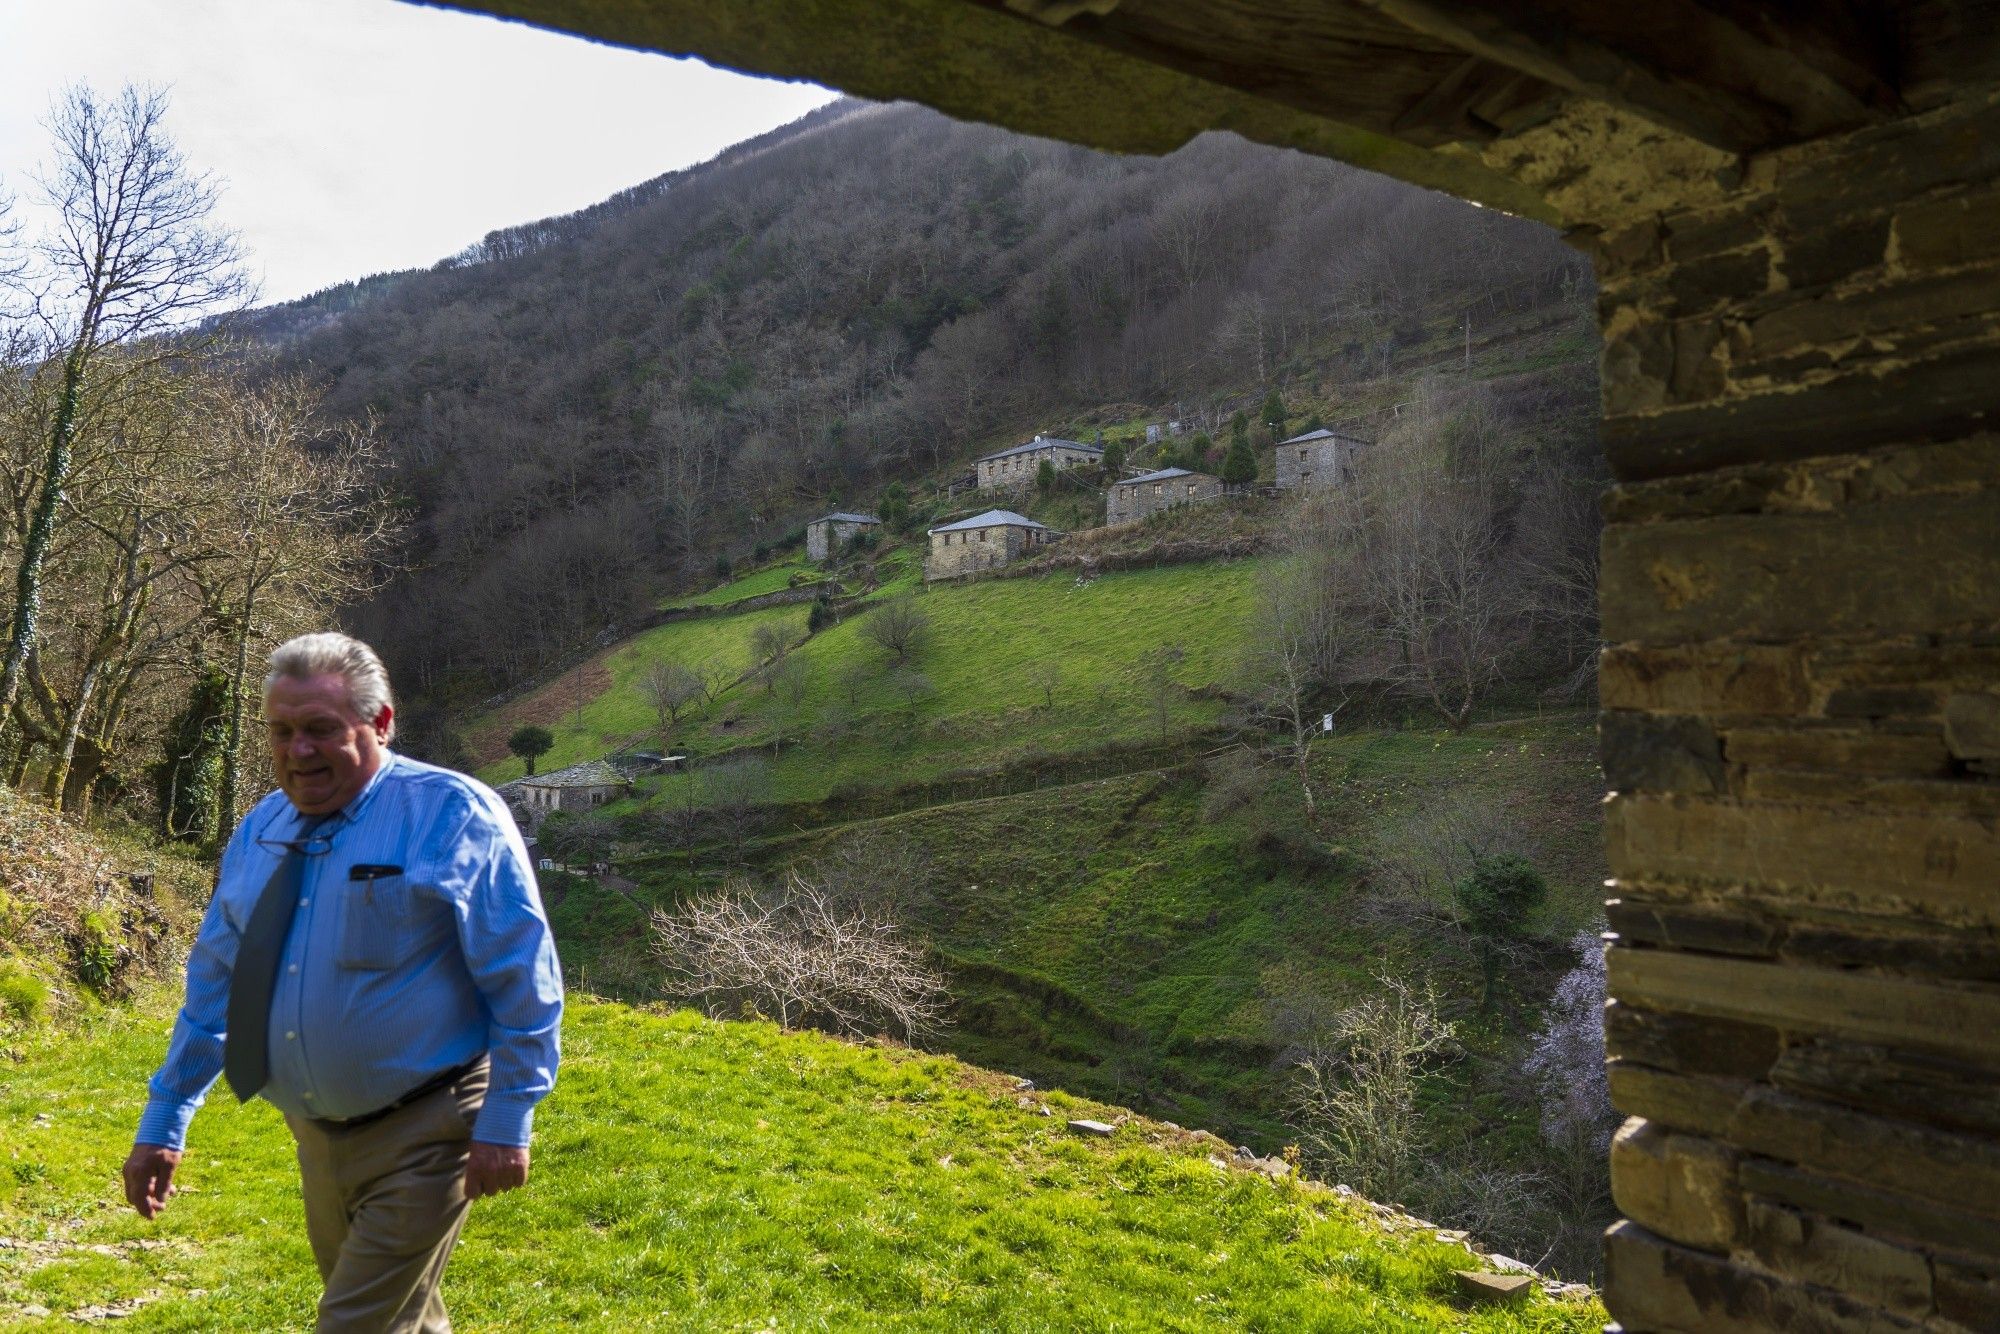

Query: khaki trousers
[285,1063,489,1334]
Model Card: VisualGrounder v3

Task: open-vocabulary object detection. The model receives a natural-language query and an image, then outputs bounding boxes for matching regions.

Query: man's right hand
[123,1144,181,1219]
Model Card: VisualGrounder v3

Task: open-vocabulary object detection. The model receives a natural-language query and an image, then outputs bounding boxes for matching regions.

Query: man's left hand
[465,1143,529,1200]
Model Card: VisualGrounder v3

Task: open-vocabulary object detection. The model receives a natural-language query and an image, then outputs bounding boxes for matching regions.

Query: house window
[1187,484,1197,496]
[1298,449,1308,462]
[1153,484,1163,497]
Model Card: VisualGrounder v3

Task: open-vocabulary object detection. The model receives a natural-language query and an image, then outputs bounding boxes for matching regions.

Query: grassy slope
[570,713,1603,1149]
[477,556,1265,804]
[663,553,828,610]
[0,994,1602,1331]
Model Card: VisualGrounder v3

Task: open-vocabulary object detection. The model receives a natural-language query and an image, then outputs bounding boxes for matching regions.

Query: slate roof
[974,434,1104,464]
[1114,466,1213,487]
[1278,427,1370,447]
[929,509,1048,534]
[814,511,880,525]
[519,759,632,790]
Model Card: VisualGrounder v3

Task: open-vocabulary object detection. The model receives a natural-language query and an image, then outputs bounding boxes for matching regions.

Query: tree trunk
[0,346,89,770]
[216,586,257,848]
[45,656,104,807]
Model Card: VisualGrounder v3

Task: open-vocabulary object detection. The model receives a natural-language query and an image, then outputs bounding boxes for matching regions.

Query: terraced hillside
[470,545,1267,805]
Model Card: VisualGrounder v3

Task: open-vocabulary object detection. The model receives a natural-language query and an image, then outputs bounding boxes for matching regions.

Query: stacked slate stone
[1580,91,2000,1332]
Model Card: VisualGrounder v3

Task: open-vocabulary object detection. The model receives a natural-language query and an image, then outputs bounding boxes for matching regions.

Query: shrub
[652,871,950,1043]
[0,960,49,1024]
[713,554,733,580]
[72,910,123,995]
[880,481,910,531]
[807,595,836,634]
[1453,852,1548,1009]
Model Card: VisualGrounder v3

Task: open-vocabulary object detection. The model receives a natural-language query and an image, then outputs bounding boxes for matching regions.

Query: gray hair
[265,632,396,741]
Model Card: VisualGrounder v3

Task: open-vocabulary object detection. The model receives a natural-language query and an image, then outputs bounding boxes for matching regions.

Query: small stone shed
[1106,466,1222,525]
[510,759,632,828]
[926,509,1050,579]
[1274,428,1368,491]
[806,511,880,562]
[974,434,1102,491]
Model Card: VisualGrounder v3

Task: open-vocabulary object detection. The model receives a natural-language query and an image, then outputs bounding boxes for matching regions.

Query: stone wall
[1106,472,1223,524]
[1274,436,1362,490]
[925,522,1044,580]
[1584,91,2000,1333]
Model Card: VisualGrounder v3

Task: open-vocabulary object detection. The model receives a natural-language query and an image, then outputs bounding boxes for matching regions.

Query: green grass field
[477,558,1267,803]
[0,993,1603,1331]
[664,555,828,610]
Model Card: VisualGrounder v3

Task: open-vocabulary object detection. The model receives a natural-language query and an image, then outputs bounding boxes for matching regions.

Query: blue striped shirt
[137,752,563,1150]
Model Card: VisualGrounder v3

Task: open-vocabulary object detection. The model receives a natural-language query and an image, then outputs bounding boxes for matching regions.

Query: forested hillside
[255,98,1590,709]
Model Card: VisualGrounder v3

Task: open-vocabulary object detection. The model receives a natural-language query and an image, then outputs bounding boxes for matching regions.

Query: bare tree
[1025,660,1062,710]
[809,831,937,918]
[1139,642,1185,745]
[640,659,705,739]
[751,618,796,669]
[837,659,875,705]
[652,871,950,1043]
[196,373,395,841]
[696,657,733,706]
[1515,474,1603,694]
[700,755,771,861]
[863,595,930,667]
[1242,506,1368,813]
[1286,973,1456,1203]
[888,667,934,718]
[0,85,248,759]
[770,651,811,708]
[1339,381,1521,731]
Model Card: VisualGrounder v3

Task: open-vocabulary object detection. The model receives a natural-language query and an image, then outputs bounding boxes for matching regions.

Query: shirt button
[285,1031,297,1041]
[287,964,298,974]
[298,897,309,907]
[302,1091,314,1100]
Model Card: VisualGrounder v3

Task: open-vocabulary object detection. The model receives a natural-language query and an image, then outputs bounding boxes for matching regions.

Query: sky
[0,0,839,304]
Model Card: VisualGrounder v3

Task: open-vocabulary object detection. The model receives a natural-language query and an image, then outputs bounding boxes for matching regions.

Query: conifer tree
[1221,431,1257,488]
[1260,388,1289,442]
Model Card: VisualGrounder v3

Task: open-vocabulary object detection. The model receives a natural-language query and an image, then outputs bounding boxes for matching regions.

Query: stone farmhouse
[974,434,1102,491]
[806,511,879,562]
[1105,467,1223,525]
[1274,427,1368,490]
[501,759,632,830]
[926,509,1050,580]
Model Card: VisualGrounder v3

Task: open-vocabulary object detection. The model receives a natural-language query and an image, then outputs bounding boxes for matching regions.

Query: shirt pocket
[335,874,415,970]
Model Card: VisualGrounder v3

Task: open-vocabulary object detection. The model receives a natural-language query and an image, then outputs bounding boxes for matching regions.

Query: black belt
[310,1056,486,1132]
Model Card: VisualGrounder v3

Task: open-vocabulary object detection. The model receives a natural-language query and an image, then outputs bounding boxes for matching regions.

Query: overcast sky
[0,0,839,303]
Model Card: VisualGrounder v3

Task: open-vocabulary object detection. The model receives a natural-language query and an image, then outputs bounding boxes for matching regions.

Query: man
[125,632,563,1332]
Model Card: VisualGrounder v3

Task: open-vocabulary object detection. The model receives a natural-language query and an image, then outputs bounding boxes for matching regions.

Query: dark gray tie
[224,813,333,1102]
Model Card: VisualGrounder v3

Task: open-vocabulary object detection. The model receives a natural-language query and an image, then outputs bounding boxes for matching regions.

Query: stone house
[505,759,632,830]
[1105,467,1223,525]
[806,511,879,562]
[974,434,1103,491]
[1274,427,1368,490]
[925,509,1050,579]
